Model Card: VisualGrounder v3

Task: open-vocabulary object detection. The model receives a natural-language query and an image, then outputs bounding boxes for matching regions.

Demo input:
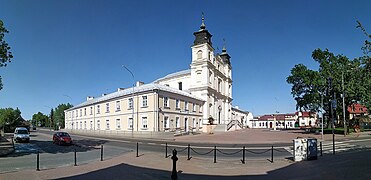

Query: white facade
[154,17,234,126]
[65,16,250,133]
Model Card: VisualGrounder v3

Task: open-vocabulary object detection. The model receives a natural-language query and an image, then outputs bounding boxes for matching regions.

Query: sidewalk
[175,129,371,145]
[1,148,370,179]
[0,134,14,157]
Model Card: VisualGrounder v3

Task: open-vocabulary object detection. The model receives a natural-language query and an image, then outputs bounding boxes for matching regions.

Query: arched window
[197,50,202,59]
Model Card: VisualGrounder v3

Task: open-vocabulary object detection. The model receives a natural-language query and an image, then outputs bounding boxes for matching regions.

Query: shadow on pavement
[57,149,371,180]
[4,139,108,157]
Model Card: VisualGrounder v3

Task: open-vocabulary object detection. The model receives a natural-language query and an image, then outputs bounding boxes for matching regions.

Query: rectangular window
[128,98,133,109]
[116,101,121,111]
[106,103,110,113]
[80,121,82,129]
[106,120,110,130]
[76,110,78,117]
[80,109,82,117]
[90,121,93,130]
[90,107,93,115]
[209,71,212,84]
[128,118,133,129]
[185,101,188,111]
[192,103,196,112]
[84,108,86,116]
[142,96,148,107]
[164,116,169,129]
[142,117,148,129]
[116,119,121,130]
[84,121,87,129]
[164,97,169,107]
[176,117,180,128]
[176,99,180,109]
[178,82,182,90]
[199,119,202,128]
[193,118,196,128]
[97,120,100,130]
[97,105,100,114]
[199,104,202,113]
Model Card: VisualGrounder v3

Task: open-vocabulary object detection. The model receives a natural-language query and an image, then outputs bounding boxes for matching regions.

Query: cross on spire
[200,12,206,30]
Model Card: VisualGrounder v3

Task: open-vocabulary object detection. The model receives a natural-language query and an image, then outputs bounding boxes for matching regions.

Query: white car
[14,127,30,143]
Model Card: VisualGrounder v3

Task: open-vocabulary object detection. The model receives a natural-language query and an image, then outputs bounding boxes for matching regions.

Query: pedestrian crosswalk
[321,142,358,154]
[284,141,359,155]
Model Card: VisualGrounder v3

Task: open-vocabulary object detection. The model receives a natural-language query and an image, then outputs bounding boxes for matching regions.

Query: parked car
[14,127,30,143]
[53,132,73,145]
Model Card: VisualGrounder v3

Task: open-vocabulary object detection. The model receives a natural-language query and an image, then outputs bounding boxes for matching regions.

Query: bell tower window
[197,50,202,59]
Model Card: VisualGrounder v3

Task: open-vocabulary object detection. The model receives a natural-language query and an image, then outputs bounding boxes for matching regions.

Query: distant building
[348,103,368,119]
[296,111,317,127]
[251,113,296,129]
[251,112,316,129]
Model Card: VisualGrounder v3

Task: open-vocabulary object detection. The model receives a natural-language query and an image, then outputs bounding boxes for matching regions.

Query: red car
[53,132,73,145]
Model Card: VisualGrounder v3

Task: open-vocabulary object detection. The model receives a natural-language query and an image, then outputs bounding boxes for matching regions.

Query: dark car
[53,132,73,145]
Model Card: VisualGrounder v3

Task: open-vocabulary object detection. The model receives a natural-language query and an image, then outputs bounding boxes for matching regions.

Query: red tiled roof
[348,103,368,114]
[295,111,315,117]
[257,113,297,121]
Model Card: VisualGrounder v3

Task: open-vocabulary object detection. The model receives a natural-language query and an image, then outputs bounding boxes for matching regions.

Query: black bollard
[171,149,178,180]
[320,142,323,156]
[136,142,139,157]
[214,146,217,163]
[36,151,40,171]
[74,148,77,166]
[101,145,103,161]
[271,146,273,163]
[242,146,245,164]
[187,144,191,160]
[165,143,168,158]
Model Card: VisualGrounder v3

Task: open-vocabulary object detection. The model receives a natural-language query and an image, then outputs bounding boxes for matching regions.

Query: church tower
[189,14,233,126]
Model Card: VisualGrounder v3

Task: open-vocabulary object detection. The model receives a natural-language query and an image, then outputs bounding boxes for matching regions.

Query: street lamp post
[123,65,135,137]
[44,106,53,131]
[342,71,346,137]
[218,105,222,124]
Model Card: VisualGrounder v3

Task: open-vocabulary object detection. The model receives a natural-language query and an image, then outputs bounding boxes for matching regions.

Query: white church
[65,16,252,134]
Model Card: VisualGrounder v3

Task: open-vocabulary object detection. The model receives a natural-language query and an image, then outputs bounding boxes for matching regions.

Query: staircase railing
[227,120,243,131]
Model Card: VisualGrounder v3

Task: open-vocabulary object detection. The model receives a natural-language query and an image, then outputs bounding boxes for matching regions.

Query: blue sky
[0,0,369,119]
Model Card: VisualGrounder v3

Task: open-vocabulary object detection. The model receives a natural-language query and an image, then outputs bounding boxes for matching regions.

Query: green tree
[52,103,73,129]
[0,20,14,91]
[356,20,371,111]
[31,112,49,127]
[286,64,323,113]
[287,48,370,127]
[356,20,371,55]
[0,107,23,133]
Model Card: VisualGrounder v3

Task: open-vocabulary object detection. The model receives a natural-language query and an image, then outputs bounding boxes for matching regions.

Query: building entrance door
[270,122,273,128]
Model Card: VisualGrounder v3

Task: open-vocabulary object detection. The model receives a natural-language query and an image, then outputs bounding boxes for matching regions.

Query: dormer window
[178,82,182,90]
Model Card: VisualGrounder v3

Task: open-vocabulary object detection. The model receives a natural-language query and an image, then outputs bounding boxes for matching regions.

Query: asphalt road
[0,130,132,173]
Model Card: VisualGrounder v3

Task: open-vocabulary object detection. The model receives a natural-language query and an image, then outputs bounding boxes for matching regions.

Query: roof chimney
[136,81,144,87]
